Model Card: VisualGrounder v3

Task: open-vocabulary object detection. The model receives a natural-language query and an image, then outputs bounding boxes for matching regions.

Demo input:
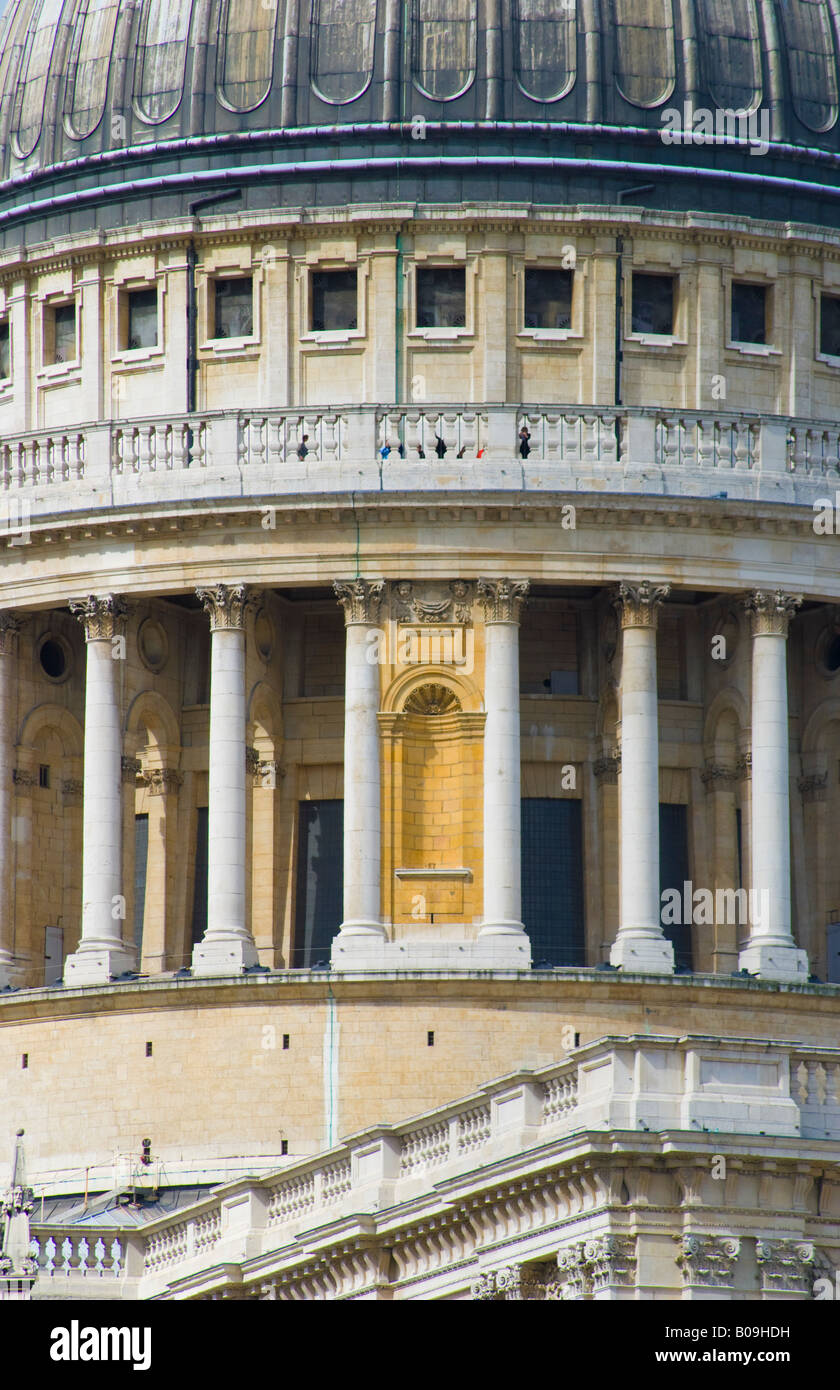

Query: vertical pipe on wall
[485,0,502,119]
[281,0,300,129]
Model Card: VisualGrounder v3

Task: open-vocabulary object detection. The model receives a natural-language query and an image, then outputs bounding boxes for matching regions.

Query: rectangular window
[519,607,579,695]
[311,269,357,332]
[134,812,149,958]
[416,266,466,328]
[521,798,585,966]
[0,320,10,379]
[214,276,254,339]
[524,267,573,330]
[820,294,840,357]
[38,764,50,789]
[126,288,158,350]
[190,806,209,947]
[293,800,344,967]
[631,272,675,335]
[659,802,692,971]
[51,303,77,365]
[731,281,767,345]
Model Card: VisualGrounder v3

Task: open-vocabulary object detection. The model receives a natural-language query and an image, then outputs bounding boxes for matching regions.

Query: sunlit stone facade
[0,0,839,1300]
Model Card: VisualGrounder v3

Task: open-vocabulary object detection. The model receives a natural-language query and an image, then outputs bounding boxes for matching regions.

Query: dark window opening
[190,807,209,947]
[521,798,585,966]
[416,266,466,328]
[427,1031,435,1046]
[0,320,10,379]
[135,813,149,959]
[21,1054,28,1069]
[731,282,767,345]
[524,267,573,330]
[632,272,675,335]
[126,288,158,350]
[39,639,67,680]
[281,1139,289,1156]
[145,1041,153,1057]
[282,1033,290,1050]
[214,277,254,339]
[821,295,840,357]
[825,633,840,672]
[51,303,77,364]
[292,800,343,967]
[38,765,50,789]
[660,802,693,971]
[311,269,357,332]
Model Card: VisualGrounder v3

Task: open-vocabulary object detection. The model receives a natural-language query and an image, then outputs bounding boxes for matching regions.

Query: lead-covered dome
[2,0,840,239]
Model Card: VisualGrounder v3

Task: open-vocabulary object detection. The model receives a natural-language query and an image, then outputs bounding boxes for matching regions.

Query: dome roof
[1,0,840,238]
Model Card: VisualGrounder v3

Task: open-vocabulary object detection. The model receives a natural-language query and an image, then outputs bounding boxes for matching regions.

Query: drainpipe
[186,189,242,416]
[614,184,655,408]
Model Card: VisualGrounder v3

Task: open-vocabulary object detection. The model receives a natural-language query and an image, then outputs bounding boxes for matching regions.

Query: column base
[63,946,136,986]
[336,920,388,939]
[478,919,527,938]
[610,933,675,975]
[192,936,259,977]
[331,934,531,972]
[738,940,809,982]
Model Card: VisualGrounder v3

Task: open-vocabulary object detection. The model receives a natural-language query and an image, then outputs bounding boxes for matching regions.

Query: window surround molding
[110,272,166,369]
[407,255,477,342]
[0,287,12,393]
[624,265,687,349]
[725,272,780,356]
[200,257,263,357]
[815,284,840,369]
[298,255,369,348]
[36,283,81,381]
[514,257,586,346]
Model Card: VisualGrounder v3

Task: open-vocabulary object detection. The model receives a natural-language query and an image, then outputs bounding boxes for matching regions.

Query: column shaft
[610,582,674,974]
[0,617,19,984]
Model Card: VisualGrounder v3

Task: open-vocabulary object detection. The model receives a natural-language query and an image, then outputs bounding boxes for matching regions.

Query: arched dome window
[12,0,63,158]
[779,0,838,133]
[134,0,193,125]
[412,0,476,102]
[514,0,576,103]
[614,0,675,109]
[311,0,376,106]
[699,0,762,114]
[216,0,278,113]
[63,0,120,140]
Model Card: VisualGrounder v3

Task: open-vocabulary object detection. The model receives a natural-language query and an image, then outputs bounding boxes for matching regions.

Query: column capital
[121,756,142,784]
[195,584,260,632]
[613,580,671,629]
[477,577,529,625]
[0,613,21,656]
[676,1234,741,1289]
[742,589,802,637]
[144,767,184,797]
[700,761,738,790]
[333,578,385,626]
[69,594,129,641]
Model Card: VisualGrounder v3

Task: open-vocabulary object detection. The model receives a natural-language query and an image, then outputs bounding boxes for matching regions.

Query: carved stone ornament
[69,594,129,642]
[333,578,385,626]
[61,778,83,803]
[403,684,462,716]
[12,768,36,790]
[477,577,529,625]
[736,751,752,780]
[613,580,671,630]
[701,761,738,789]
[0,613,21,656]
[392,580,474,625]
[556,1242,590,1299]
[798,771,828,802]
[121,756,142,783]
[742,590,802,638]
[196,584,261,632]
[755,1239,814,1294]
[594,748,621,783]
[676,1234,741,1288]
[471,1262,561,1302]
[145,768,184,797]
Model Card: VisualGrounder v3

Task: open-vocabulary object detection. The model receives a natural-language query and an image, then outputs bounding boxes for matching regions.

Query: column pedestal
[610,582,674,975]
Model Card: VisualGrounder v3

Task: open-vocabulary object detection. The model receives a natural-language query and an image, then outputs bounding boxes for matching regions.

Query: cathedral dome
[1,0,840,241]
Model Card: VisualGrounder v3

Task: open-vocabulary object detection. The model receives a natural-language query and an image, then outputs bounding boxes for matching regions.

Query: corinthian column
[739,590,809,981]
[333,579,386,942]
[610,581,674,974]
[64,595,136,985]
[0,615,20,987]
[193,584,261,976]
[478,578,530,947]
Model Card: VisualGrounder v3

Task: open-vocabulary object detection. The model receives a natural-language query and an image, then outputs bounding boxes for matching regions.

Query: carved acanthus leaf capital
[0,612,21,656]
[613,581,671,630]
[196,584,260,632]
[477,577,529,625]
[701,761,738,789]
[742,590,802,638]
[594,748,621,783]
[676,1234,741,1287]
[121,756,142,783]
[69,594,129,642]
[756,1240,814,1293]
[333,578,385,626]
